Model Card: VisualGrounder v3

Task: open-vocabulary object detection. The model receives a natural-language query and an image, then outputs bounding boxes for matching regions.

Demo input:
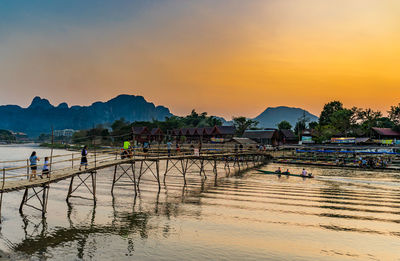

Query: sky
[1,0,400,119]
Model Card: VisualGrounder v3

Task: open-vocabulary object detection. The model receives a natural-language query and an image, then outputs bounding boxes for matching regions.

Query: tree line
[69,110,260,144]
[277,101,400,143]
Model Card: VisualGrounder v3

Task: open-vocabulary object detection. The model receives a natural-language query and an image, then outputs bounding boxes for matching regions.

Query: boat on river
[256,169,314,178]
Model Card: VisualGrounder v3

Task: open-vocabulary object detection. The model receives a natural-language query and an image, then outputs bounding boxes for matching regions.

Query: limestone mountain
[0,95,172,137]
[254,106,318,129]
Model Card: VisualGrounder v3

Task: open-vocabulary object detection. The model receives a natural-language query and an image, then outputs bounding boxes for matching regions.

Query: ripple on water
[0,148,399,260]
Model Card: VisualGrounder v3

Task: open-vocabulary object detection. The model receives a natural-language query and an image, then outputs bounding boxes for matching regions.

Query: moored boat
[256,169,314,178]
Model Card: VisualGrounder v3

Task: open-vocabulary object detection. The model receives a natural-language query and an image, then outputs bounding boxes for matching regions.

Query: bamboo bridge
[0,147,271,221]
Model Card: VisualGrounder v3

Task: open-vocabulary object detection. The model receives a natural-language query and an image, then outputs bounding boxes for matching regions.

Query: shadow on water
[11,199,151,258]
[8,174,219,259]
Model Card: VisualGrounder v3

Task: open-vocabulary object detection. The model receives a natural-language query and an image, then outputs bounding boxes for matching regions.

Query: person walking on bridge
[41,156,50,179]
[79,146,88,171]
[167,140,172,157]
[29,151,40,181]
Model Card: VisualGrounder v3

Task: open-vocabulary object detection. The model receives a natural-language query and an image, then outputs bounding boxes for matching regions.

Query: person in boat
[301,168,307,177]
[275,167,282,174]
[283,169,290,175]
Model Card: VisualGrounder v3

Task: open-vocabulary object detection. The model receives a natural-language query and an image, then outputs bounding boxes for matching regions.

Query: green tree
[206,116,223,127]
[375,117,395,128]
[319,101,344,126]
[389,104,400,124]
[355,108,384,136]
[0,130,16,142]
[111,118,129,132]
[294,121,306,138]
[313,125,338,143]
[308,121,318,129]
[232,117,258,136]
[277,121,292,130]
[329,109,356,136]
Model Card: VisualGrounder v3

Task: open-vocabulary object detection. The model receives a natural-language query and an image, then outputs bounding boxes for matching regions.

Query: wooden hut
[214,126,236,141]
[132,126,150,143]
[278,129,297,145]
[243,129,279,146]
[150,128,164,143]
[371,128,400,139]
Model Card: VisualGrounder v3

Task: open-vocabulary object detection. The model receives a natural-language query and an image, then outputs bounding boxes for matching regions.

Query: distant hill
[0,95,172,137]
[254,106,318,128]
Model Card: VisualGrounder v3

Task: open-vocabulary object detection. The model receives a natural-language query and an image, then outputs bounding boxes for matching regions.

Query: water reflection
[2,161,400,260]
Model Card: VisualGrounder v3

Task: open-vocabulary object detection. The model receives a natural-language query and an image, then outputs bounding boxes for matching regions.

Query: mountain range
[0,95,318,137]
[0,95,172,136]
[253,106,319,128]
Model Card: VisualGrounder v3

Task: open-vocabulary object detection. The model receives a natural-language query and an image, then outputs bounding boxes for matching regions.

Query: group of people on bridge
[28,146,88,182]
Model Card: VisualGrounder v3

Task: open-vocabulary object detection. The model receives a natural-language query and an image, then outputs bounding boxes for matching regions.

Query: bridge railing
[0,145,268,183]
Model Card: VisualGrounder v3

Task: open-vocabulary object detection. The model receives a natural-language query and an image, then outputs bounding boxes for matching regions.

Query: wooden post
[26,159,29,180]
[163,158,169,185]
[137,160,144,188]
[66,176,74,202]
[199,159,204,177]
[91,171,97,203]
[42,185,49,217]
[0,168,5,223]
[93,135,97,168]
[111,165,118,195]
[131,162,137,195]
[19,188,28,213]
[181,159,187,185]
[156,160,161,191]
[213,158,218,185]
[72,153,74,168]
[49,127,54,180]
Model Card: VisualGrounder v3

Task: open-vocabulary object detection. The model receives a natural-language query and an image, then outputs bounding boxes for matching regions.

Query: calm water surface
[0,145,399,260]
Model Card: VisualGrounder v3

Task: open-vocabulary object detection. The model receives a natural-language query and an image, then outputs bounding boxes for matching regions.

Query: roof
[231,137,257,145]
[180,128,189,135]
[243,130,277,139]
[196,128,205,135]
[371,127,400,137]
[172,129,180,136]
[215,126,235,135]
[204,127,216,135]
[151,128,163,135]
[132,126,149,135]
[355,137,371,143]
[188,128,197,136]
[279,129,296,139]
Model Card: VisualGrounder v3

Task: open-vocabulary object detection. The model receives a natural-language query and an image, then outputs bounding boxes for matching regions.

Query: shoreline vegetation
[6,100,400,146]
[37,110,257,147]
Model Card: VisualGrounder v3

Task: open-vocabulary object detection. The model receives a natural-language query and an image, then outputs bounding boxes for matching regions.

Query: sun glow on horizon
[1,0,400,118]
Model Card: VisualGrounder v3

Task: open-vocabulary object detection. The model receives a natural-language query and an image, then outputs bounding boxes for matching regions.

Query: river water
[0,145,399,260]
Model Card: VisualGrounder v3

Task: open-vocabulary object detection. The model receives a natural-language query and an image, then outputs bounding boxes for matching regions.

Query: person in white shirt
[301,168,307,177]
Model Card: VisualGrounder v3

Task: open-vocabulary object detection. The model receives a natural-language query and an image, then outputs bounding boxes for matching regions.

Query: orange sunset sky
[1,0,400,118]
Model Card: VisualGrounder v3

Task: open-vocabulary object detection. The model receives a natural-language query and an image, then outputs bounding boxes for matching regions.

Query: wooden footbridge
[0,148,271,221]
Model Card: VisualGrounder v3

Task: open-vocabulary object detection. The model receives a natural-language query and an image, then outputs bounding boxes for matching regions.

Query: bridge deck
[0,152,262,193]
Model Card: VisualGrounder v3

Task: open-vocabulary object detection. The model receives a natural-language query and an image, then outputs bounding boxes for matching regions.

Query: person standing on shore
[79,146,88,171]
[29,151,40,181]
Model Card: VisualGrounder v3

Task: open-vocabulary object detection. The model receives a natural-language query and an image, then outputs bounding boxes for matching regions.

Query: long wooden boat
[256,169,314,178]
